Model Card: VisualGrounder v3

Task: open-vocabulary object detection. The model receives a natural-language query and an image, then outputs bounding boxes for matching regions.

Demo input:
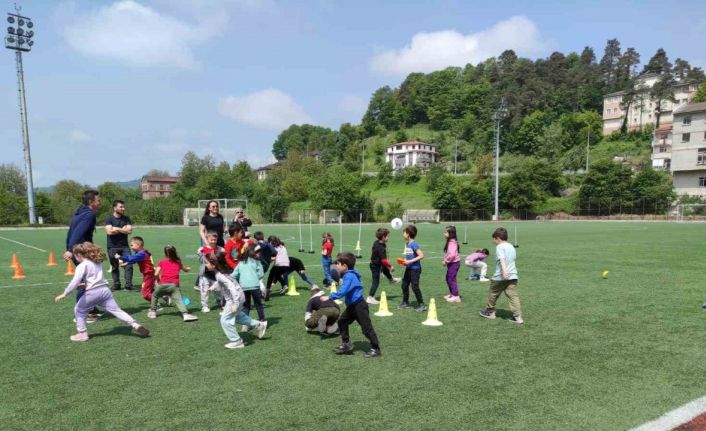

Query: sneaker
[317,315,328,332]
[73,317,97,324]
[112,284,122,291]
[334,342,353,354]
[88,312,103,319]
[364,348,382,358]
[147,310,157,319]
[445,296,461,303]
[479,309,496,319]
[155,304,164,312]
[390,277,401,284]
[397,302,410,310]
[257,321,268,339]
[201,306,210,313]
[326,322,339,334]
[132,324,150,337]
[415,303,428,312]
[479,277,490,282]
[193,285,200,291]
[443,294,452,300]
[241,324,250,332]
[224,340,245,349]
[125,285,134,291]
[70,332,89,342]
[509,315,524,324]
[182,313,198,322]
[279,285,288,295]
[366,296,380,305]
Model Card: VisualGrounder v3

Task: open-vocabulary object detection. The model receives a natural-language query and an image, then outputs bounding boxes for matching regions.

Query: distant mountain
[36,178,141,193]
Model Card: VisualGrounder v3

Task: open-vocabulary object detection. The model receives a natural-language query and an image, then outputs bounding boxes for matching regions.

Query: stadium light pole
[585,128,591,173]
[492,98,507,222]
[5,6,36,224]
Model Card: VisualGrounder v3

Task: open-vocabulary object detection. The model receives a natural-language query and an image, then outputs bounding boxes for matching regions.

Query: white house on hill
[385,141,438,171]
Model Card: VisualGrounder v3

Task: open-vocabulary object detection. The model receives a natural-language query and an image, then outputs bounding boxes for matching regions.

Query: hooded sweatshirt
[329,269,364,306]
[66,205,97,251]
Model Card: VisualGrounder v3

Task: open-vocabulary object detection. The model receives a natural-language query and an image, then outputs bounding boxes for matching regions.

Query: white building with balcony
[651,124,672,170]
[602,73,702,135]
[385,141,438,171]
[670,102,706,196]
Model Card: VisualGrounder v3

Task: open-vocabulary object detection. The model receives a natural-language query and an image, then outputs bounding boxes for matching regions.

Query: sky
[1,0,705,187]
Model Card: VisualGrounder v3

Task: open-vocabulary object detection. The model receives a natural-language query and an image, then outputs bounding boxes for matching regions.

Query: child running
[232,244,266,323]
[321,232,334,288]
[55,242,149,341]
[320,252,381,357]
[367,227,399,305]
[116,236,156,303]
[196,231,224,313]
[442,225,462,303]
[479,227,523,324]
[150,245,199,322]
[206,250,267,349]
[398,225,426,312]
[266,236,289,297]
[465,248,490,282]
[286,256,318,288]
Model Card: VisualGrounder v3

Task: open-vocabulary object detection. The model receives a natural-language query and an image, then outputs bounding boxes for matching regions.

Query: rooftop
[674,102,706,115]
[141,176,179,183]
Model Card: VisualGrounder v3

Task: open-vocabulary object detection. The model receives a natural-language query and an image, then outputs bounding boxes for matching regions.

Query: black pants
[401,267,423,305]
[266,266,288,290]
[243,289,265,321]
[369,264,393,298]
[108,247,133,288]
[339,300,379,349]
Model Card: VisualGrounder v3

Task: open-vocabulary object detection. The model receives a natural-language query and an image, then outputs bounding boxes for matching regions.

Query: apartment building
[140,176,179,199]
[385,141,438,171]
[670,102,706,196]
[602,73,702,135]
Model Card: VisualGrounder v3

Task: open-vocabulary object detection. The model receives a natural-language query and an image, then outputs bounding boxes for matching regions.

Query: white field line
[0,281,64,289]
[629,394,706,431]
[0,235,47,253]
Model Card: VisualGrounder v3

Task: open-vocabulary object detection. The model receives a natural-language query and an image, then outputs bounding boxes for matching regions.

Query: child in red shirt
[149,245,198,322]
[224,225,253,269]
[117,236,155,302]
[321,232,334,287]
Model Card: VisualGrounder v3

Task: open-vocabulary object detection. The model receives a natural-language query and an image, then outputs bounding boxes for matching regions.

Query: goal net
[674,204,706,222]
[319,209,342,224]
[182,199,249,226]
[403,209,440,224]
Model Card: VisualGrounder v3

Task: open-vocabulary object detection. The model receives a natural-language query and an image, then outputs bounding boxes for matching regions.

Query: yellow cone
[374,291,393,317]
[285,273,300,296]
[330,281,342,304]
[422,298,443,326]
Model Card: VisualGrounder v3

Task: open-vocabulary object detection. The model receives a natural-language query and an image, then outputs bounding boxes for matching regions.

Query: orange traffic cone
[65,260,75,276]
[47,252,57,266]
[12,261,26,279]
[10,254,18,268]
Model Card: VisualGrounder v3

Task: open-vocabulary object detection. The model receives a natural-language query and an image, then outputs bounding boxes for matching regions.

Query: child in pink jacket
[465,248,490,282]
[442,226,461,303]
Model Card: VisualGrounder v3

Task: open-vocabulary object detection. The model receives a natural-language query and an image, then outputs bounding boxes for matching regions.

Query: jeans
[220,301,260,342]
[321,256,333,285]
[108,246,133,288]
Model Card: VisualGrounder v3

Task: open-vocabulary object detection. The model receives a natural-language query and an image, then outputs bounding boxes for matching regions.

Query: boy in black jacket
[305,286,339,334]
[367,228,400,305]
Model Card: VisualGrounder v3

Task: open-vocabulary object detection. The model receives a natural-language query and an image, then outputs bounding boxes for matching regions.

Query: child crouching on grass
[150,245,198,322]
[55,242,149,342]
[320,252,381,358]
[206,250,267,349]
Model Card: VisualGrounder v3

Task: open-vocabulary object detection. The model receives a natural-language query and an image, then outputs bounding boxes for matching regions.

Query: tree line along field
[1,221,705,430]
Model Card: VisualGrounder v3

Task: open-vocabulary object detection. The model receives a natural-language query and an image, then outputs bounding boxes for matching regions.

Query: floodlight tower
[492,98,507,222]
[5,6,36,224]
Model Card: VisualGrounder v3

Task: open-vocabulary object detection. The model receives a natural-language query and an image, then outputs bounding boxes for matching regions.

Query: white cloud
[338,95,368,118]
[68,129,91,143]
[62,0,227,69]
[218,88,313,130]
[370,15,549,76]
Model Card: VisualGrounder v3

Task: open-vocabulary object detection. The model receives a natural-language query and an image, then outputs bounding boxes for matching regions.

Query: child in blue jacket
[320,252,381,358]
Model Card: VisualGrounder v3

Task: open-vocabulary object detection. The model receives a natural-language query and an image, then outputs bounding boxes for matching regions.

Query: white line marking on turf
[629,394,706,431]
[0,235,47,253]
[0,281,64,289]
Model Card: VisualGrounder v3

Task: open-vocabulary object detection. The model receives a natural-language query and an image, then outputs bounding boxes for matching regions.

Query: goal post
[403,209,440,224]
[674,204,706,222]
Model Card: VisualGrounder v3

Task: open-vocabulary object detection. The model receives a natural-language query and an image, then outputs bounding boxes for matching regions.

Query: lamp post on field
[492,98,507,222]
[5,6,36,224]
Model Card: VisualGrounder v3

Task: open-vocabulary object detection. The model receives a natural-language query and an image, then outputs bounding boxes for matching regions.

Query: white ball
[390,217,403,230]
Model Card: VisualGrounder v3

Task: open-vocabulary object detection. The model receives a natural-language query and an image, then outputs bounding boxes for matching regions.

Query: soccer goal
[403,209,440,224]
[182,198,249,226]
[319,209,342,224]
[673,204,706,222]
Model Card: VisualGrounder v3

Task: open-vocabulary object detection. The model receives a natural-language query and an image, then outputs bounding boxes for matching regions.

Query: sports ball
[602,270,609,278]
[182,296,191,305]
[390,217,403,230]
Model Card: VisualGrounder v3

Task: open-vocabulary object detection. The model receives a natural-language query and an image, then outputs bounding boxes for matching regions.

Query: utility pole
[454,139,458,175]
[5,6,36,224]
[492,98,507,222]
[585,128,591,173]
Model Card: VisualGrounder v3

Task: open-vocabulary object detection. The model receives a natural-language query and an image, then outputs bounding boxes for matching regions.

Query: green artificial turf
[0,222,704,430]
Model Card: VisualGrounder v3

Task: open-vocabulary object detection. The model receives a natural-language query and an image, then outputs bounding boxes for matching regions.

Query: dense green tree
[0,163,26,196]
[308,165,367,214]
[578,160,634,214]
[50,180,87,223]
[272,124,337,161]
[630,168,675,211]
[599,38,622,91]
[643,48,672,75]
[431,174,459,209]
[692,82,706,103]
